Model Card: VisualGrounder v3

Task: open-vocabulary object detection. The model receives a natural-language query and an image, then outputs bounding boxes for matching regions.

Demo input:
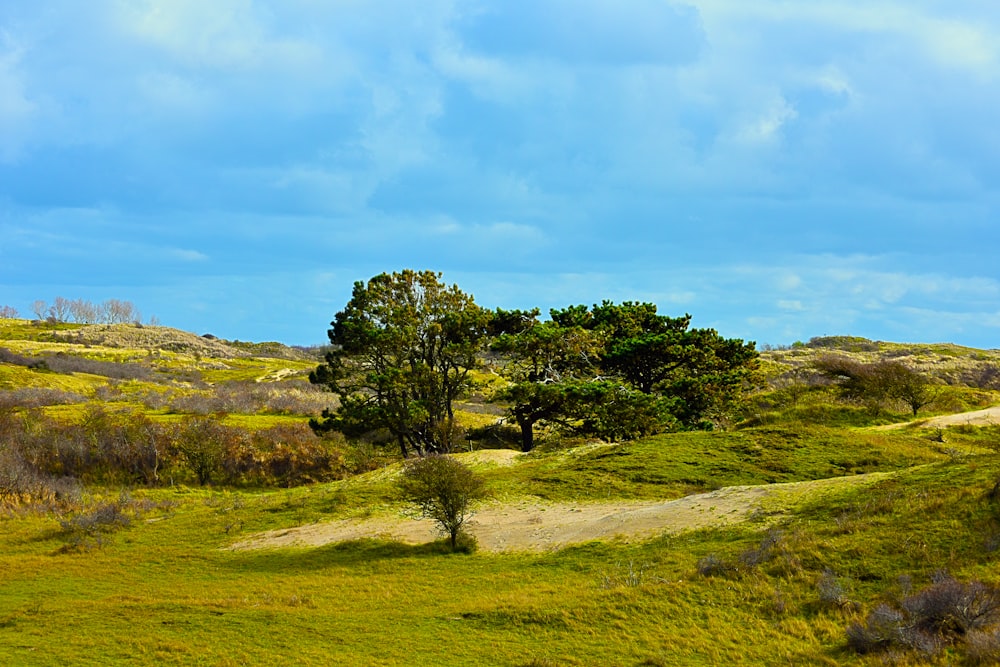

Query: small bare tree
[101,299,140,324]
[50,297,72,323]
[69,299,99,324]
[31,300,48,320]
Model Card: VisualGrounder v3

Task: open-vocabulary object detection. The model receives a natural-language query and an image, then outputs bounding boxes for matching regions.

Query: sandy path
[256,368,297,383]
[231,473,887,553]
[878,405,1000,430]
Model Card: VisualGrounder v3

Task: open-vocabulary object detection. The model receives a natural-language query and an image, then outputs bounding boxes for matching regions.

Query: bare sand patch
[231,473,886,553]
[877,405,1000,430]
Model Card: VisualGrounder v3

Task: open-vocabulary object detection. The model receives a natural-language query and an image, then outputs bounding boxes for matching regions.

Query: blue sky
[1,1,998,347]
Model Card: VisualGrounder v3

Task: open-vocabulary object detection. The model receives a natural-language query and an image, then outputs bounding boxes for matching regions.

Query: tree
[491,318,602,451]
[171,416,231,485]
[69,299,99,324]
[32,300,48,321]
[573,381,678,442]
[556,301,760,429]
[885,363,938,417]
[496,380,583,452]
[398,455,484,550]
[50,297,72,323]
[310,270,491,457]
[815,356,937,417]
[101,299,140,324]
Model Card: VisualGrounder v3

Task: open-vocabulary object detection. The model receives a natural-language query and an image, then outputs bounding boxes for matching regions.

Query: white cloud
[113,0,319,71]
[164,248,208,262]
[776,273,803,291]
[735,96,798,144]
[693,1,1000,76]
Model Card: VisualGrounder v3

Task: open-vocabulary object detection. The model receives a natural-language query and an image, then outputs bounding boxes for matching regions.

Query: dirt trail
[231,472,888,554]
[255,368,297,383]
[878,405,1000,430]
[232,405,998,554]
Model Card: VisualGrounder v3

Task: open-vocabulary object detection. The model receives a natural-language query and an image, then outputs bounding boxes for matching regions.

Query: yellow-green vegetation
[3,321,1000,664]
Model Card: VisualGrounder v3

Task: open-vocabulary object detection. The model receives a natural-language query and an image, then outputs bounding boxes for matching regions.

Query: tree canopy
[313,272,760,455]
[491,301,757,450]
[309,270,491,456]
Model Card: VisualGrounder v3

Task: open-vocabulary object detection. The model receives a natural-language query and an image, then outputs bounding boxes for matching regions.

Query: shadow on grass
[225,537,469,572]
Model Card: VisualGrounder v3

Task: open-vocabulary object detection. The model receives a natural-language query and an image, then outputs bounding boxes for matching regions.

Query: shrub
[245,424,346,486]
[967,628,1000,665]
[695,554,729,577]
[846,604,906,654]
[0,388,87,409]
[466,422,523,449]
[902,575,1000,637]
[0,446,44,507]
[21,352,154,381]
[57,491,167,551]
[737,528,784,569]
[169,381,334,417]
[846,575,1000,659]
[171,416,237,485]
[398,455,485,550]
[816,569,849,608]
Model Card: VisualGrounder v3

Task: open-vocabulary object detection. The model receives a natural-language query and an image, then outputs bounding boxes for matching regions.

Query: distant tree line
[309,270,761,455]
[7,297,157,325]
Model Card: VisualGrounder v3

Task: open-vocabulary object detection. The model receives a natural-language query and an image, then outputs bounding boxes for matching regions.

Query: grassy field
[3,447,1000,665]
[2,321,1000,665]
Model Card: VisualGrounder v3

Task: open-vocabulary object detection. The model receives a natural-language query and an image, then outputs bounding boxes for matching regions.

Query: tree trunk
[518,418,535,453]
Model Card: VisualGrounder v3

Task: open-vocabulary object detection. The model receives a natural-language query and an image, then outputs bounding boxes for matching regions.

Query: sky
[1,1,998,348]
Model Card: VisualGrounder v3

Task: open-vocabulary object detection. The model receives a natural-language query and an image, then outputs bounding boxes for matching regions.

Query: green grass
[0,365,102,394]
[3,448,999,665]
[480,426,946,503]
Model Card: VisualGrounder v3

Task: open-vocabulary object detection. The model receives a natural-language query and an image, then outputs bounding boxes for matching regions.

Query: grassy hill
[2,320,1000,665]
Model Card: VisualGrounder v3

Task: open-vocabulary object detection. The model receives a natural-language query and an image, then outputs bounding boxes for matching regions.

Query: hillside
[2,321,1000,665]
[762,335,1000,388]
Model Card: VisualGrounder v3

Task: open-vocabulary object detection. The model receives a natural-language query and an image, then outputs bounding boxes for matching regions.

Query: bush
[737,528,785,569]
[169,381,334,417]
[0,388,87,409]
[846,604,906,654]
[171,416,239,485]
[3,350,156,381]
[816,569,849,608]
[57,492,170,551]
[846,575,1000,659]
[695,554,729,577]
[902,574,1000,637]
[238,424,347,486]
[398,455,485,550]
[466,422,523,449]
[967,628,1000,665]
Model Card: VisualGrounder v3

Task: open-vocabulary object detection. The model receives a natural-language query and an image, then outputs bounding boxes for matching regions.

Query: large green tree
[309,270,491,456]
[554,301,760,428]
[490,317,599,452]
[490,313,675,450]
